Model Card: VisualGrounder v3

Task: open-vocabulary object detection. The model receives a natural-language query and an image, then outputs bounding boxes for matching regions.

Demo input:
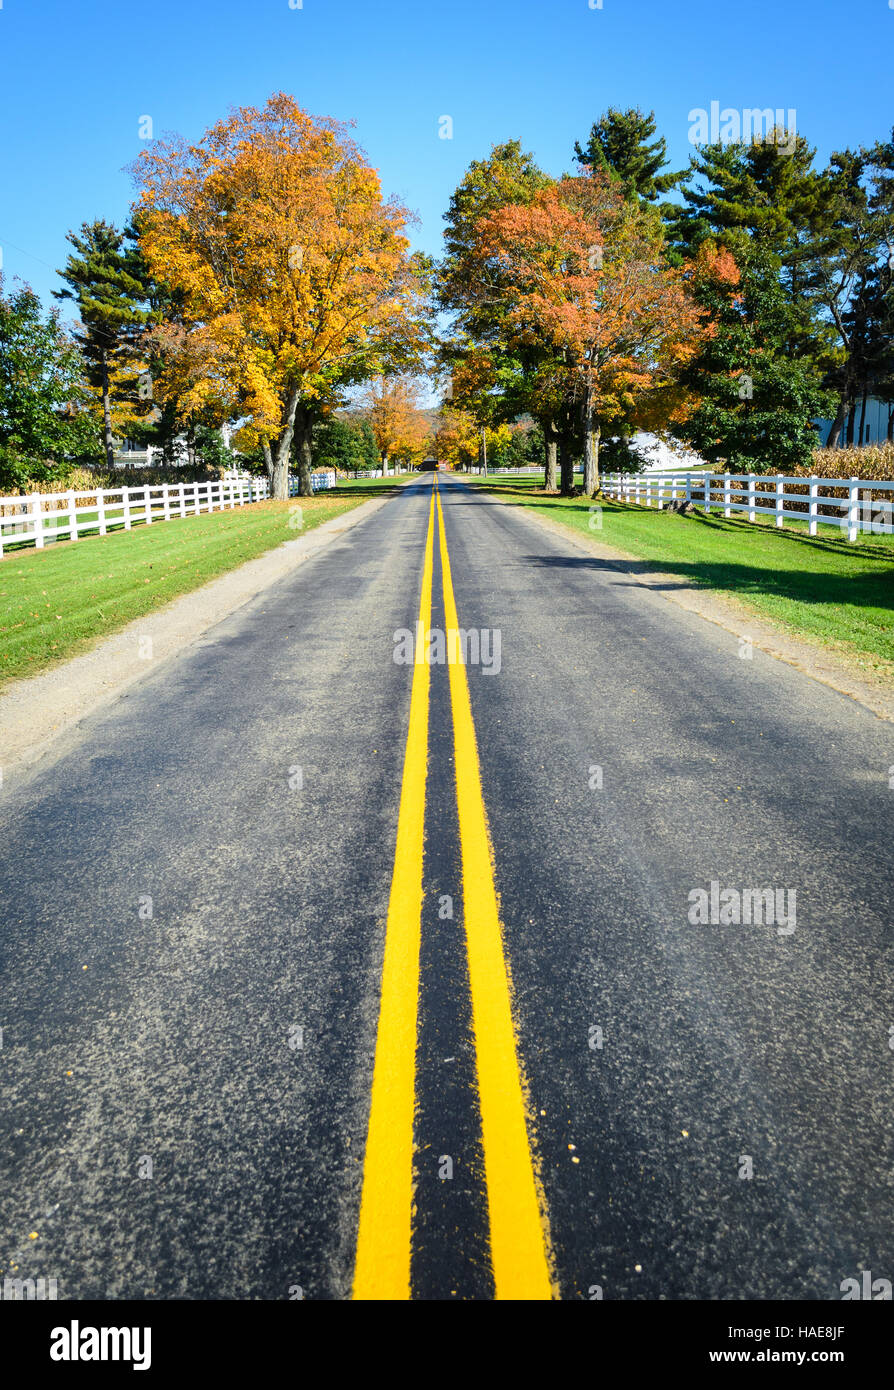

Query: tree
[55,220,150,469]
[312,414,380,472]
[359,375,431,469]
[0,278,99,491]
[666,135,831,360]
[668,134,893,452]
[132,93,429,498]
[574,108,686,203]
[475,173,705,495]
[436,142,561,485]
[434,405,479,470]
[674,241,831,471]
[811,143,894,445]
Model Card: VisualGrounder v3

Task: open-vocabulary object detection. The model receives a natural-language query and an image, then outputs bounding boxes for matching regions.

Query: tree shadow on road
[525,552,894,616]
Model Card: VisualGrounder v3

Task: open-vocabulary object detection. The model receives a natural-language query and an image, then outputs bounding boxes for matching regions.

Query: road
[1,470,892,1301]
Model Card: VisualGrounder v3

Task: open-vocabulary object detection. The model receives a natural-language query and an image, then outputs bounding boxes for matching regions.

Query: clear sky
[1,0,892,314]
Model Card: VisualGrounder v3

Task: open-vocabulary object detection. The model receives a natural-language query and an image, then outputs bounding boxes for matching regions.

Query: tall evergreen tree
[55,220,151,469]
[573,108,685,202]
[675,240,830,472]
[665,135,830,353]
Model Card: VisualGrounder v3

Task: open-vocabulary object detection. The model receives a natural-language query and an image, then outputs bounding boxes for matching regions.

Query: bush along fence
[0,471,337,558]
[601,471,894,542]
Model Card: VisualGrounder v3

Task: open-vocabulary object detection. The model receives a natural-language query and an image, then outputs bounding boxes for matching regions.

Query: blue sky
[1,0,892,313]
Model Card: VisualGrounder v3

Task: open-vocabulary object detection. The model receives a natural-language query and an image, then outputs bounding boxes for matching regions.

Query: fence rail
[601,471,894,542]
[0,471,337,558]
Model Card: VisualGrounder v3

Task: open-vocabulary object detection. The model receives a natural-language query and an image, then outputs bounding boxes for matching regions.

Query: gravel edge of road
[0,485,411,788]
[472,480,894,723]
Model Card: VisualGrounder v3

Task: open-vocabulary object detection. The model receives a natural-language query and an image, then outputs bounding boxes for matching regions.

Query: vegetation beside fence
[471,474,894,673]
[0,487,377,685]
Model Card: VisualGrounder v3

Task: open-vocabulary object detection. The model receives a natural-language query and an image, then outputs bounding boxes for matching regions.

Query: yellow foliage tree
[434,405,480,470]
[131,93,429,496]
[360,375,431,470]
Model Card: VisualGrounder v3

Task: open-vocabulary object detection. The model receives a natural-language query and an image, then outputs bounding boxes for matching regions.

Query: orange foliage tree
[359,375,431,470]
[131,93,429,496]
[475,172,706,494]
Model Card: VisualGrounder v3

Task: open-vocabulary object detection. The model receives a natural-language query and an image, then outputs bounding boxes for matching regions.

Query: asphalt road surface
[1,471,892,1300]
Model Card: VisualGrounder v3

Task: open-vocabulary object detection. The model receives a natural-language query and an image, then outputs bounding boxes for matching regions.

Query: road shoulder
[0,487,406,787]
[472,479,894,723]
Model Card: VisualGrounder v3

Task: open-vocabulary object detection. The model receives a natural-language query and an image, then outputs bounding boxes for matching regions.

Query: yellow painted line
[352,484,435,1301]
[435,482,555,1300]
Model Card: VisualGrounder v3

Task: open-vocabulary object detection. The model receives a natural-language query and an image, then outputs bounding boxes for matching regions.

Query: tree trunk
[262,440,274,485]
[825,394,848,448]
[544,419,558,490]
[270,389,303,499]
[479,427,487,476]
[100,351,115,470]
[292,404,314,497]
[559,436,575,496]
[845,399,857,447]
[858,387,868,446]
[582,393,600,497]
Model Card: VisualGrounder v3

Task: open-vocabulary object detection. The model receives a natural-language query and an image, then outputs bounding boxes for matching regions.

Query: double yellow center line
[352,477,554,1301]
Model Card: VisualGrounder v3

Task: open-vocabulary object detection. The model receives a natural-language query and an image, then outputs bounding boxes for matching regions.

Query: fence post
[68,489,79,542]
[31,493,45,548]
[145,487,153,526]
[162,484,171,522]
[685,473,692,505]
[704,473,711,513]
[808,475,819,536]
[775,474,785,528]
[179,483,187,518]
[724,473,731,518]
[122,486,132,531]
[747,473,756,523]
[847,477,860,542]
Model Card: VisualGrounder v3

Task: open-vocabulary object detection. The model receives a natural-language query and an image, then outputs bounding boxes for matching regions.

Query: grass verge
[469,475,894,671]
[0,480,397,687]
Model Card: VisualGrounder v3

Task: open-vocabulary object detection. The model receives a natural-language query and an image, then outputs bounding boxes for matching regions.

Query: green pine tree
[55,220,150,469]
[573,108,686,203]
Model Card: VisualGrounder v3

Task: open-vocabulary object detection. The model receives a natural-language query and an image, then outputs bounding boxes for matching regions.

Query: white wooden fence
[0,470,337,558]
[601,470,894,542]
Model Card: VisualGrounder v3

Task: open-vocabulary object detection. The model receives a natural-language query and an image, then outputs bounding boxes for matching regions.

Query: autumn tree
[131,93,429,497]
[476,173,705,495]
[434,404,480,470]
[436,142,562,485]
[359,374,431,470]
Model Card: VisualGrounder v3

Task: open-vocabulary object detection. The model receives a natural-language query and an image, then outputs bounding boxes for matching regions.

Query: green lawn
[470,475,894,672]
[0,481,395,686]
